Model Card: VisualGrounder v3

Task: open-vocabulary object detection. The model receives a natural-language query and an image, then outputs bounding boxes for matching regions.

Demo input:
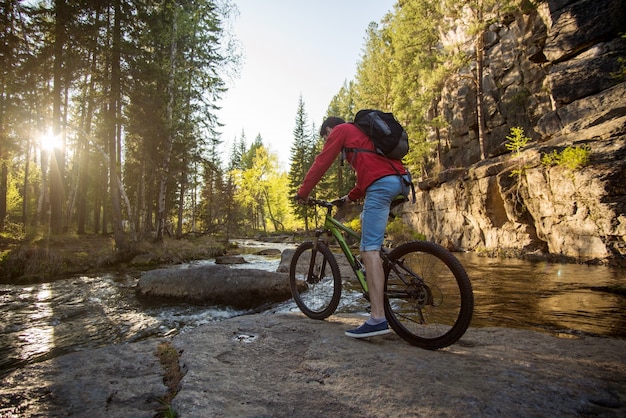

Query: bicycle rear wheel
[384,241,473,349]
[289,241,342,320]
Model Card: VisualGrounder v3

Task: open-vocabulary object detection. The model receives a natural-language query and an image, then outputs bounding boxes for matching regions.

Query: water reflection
[19,284,55,361]
[456,253,626,337]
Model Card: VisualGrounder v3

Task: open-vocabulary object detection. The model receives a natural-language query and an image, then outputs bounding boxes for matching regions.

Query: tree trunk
[475,0,487,160]
[50,0,67,235]
[263,187,282,232]
[77,45,99,235]
[108,0,127,251]
[37,149,48,228]
[139,158,148,237]
[0,162,7,231]
[190,165,197,233]
[156,4,178,242]
[176,168,186,238]
[22,134,31,231]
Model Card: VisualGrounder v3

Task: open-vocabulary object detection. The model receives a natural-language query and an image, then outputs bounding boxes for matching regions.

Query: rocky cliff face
[403,0,626,263]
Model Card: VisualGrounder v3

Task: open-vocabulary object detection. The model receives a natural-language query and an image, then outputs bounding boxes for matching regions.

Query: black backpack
[350,109,409,160]
[343,109,416,203]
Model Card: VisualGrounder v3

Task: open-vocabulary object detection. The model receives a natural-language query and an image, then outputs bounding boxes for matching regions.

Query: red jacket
[298,123,407,201]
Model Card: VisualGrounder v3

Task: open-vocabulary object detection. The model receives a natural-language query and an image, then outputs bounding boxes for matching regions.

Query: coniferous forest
[3,0,615,255]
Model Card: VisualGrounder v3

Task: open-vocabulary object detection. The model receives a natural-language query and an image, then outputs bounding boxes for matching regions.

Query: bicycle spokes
[384,241,473,349]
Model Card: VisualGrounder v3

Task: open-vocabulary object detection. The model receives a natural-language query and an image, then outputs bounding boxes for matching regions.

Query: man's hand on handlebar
[295,195,352,207]
[294,194,308,205]
[331,195,351,207]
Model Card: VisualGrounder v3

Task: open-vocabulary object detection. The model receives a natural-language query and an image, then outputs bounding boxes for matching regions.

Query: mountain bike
[289,198,473,350]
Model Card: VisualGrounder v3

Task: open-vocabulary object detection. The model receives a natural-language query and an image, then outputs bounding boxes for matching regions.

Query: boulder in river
[136,265,290,309]
[215,255,247,264]
[254,248,282,256]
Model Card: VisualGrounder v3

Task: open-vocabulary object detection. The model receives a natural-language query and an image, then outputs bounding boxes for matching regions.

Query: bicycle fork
[306,233,328,285]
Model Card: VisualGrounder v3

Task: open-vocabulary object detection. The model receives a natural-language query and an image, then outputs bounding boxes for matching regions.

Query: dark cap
[319,117,345,137]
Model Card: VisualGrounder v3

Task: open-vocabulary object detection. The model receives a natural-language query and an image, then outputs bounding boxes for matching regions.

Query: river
[1,241,625,378]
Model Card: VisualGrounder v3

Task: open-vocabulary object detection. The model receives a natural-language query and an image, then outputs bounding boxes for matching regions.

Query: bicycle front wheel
[384,241,473,349]
[289,241,342,320]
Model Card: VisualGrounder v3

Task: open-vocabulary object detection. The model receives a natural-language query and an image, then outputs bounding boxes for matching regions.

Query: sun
[40,130,62,151]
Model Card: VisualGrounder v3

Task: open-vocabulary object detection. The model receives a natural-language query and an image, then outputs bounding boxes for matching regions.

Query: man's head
[320,116,345,139]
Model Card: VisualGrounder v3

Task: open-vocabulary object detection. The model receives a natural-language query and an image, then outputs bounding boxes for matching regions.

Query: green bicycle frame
[319,212,368,291]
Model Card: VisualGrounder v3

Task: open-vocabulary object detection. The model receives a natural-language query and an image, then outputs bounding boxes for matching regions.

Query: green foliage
[504,126,530,215]
[506,127,531,184]
[509,167,526,179]
[351,0,450,176]
[347,217,361,234]
[540,151,557,166]
[0,0,239,241]
[1,220,25,240]
[4,0,611,239]
[327,80,358,122]
[232,145,293,233]
[321,0,523,179]
[505,126,530,155]
[288,96,318,229]
[354,22,394,110]
[541,145,591,170]
[386,217,425,244]
[324,83,359,196]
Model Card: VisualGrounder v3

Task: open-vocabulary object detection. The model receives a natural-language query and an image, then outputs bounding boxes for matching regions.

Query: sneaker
[345,320,391,338]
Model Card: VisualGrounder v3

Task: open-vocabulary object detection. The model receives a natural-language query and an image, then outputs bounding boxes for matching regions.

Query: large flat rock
[171,313,626,417]
[2,313,625,417]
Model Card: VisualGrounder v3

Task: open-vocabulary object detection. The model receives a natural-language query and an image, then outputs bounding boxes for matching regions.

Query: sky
[218,0,396,169]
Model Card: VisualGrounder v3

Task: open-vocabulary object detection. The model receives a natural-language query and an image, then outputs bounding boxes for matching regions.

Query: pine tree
[387,0,448,176]
[323,84,357,197]
[354,21,393,111]
[288,96,316,230]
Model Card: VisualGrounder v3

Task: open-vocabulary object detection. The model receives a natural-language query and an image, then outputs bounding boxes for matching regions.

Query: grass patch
[155,341,185,418]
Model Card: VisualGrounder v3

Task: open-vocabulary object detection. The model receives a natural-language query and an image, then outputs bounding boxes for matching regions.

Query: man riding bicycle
[295,116,411,338]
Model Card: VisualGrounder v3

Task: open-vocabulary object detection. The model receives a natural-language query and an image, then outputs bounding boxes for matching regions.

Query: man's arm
[297,129,344,198]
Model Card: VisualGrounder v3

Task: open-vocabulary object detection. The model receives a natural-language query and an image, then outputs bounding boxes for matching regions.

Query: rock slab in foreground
[1,314,625,417]
[136,265,290,309]
[173,313,626,417]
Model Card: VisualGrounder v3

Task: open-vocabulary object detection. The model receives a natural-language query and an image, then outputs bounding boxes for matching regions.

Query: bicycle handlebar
[305,198,336,209]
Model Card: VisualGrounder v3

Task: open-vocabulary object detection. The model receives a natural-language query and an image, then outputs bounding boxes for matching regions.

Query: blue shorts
[360,175,408,252]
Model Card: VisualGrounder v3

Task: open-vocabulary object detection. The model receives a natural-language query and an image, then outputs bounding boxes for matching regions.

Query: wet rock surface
[2,313,625,417]
[0,339,166,417]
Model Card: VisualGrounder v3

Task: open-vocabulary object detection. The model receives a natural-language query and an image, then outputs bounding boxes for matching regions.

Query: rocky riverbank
[402,0,626,264]
[1,312,625,417]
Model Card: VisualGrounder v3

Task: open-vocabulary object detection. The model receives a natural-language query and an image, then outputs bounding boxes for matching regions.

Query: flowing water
[1,241,625,379]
